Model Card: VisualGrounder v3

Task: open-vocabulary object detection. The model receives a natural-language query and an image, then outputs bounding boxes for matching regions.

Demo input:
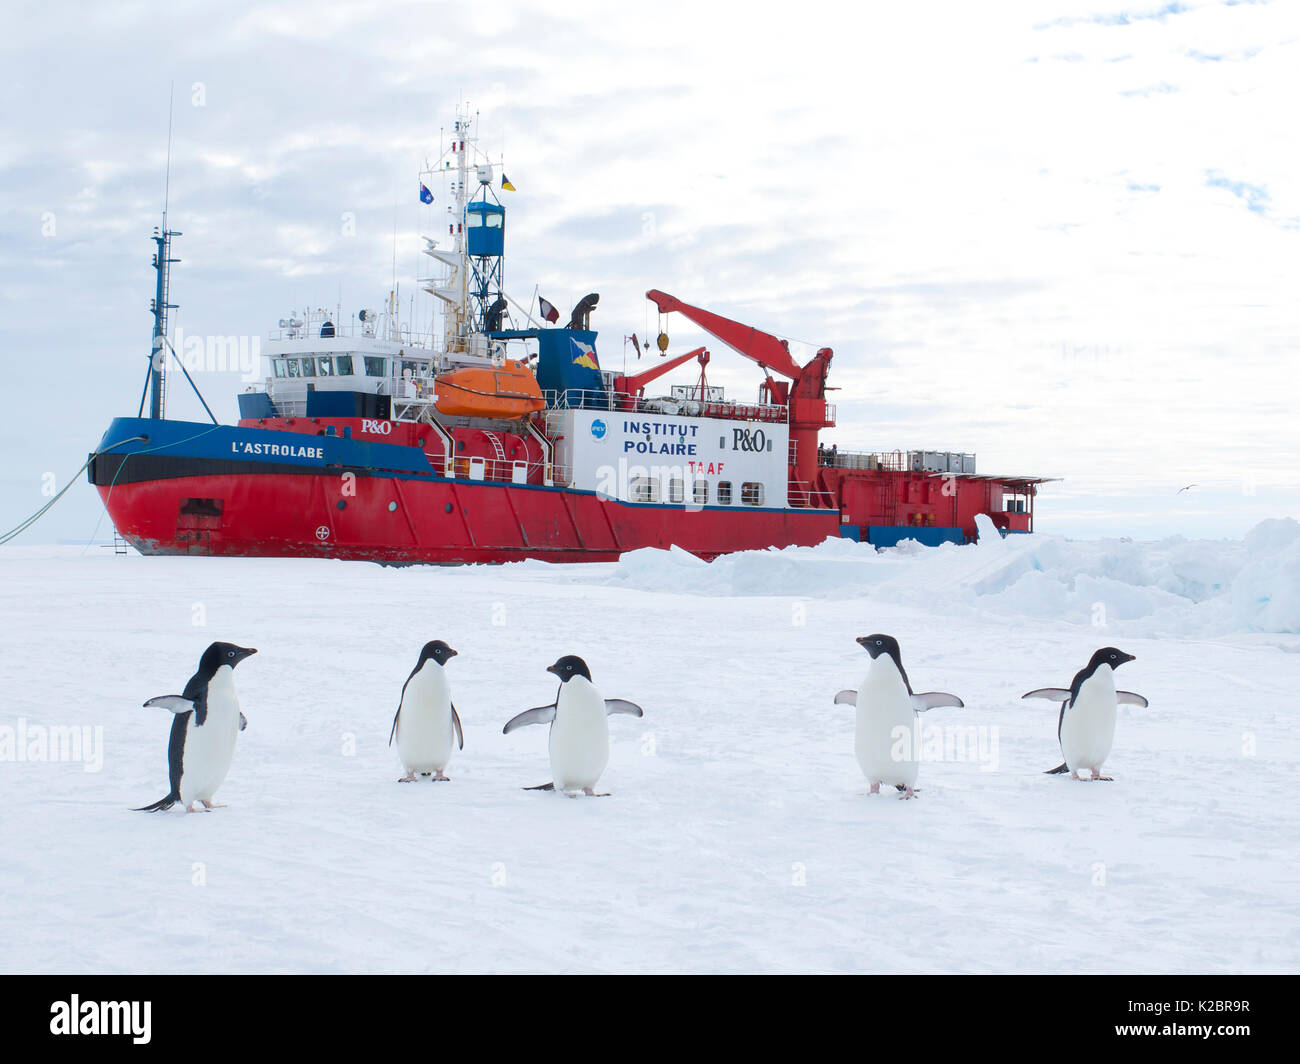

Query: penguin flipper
[911,692,964,711]
[1022,687,1071,701]
[239,712,247,732]
[1044,762,1070,775]
[451,704,464,750]
[1117,690,1149,707]
[833,689,857,706]
[604,698,643,718]
[503,705,556,734]
[143,695,196,713]
[389,706,401,746]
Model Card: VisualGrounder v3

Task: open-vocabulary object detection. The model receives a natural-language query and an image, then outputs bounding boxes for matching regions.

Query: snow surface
[2,521,1298,973]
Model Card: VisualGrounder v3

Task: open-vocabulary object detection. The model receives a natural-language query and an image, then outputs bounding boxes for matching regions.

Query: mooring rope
[1,424,225,548]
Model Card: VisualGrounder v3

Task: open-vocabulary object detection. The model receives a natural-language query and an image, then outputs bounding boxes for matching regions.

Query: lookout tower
[466,177,504,335]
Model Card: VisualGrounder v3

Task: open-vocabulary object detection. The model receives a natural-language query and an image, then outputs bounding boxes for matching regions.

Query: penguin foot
[432,772,451,782]
[398,773,418,783]
[898,787,918,800]
[1071,772,1083,781]
[581,788,611,797]
[867,783,881,796]
[1090,771,1114,782]
[200,801,226,810]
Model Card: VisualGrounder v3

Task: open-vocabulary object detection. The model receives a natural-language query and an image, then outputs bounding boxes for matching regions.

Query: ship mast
[148,88,181,419]
[420,108,505,360]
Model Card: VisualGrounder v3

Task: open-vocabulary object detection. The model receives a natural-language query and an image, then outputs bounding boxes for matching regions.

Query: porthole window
[693,479,708,505]
[742,482,764,506]
[717,481,733,505]
[667,478,685,504]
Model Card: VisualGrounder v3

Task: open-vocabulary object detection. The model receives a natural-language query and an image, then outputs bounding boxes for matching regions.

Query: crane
[644,290,835,499]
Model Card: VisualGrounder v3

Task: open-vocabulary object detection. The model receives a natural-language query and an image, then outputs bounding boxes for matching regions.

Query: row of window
[271,356,429,379]
[630,478,766,507]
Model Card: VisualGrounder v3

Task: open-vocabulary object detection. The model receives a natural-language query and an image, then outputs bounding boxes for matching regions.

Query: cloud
[0,0,1296,546]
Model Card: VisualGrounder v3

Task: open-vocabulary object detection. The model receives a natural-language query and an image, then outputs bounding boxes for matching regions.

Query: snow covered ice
[1,519,1298,973]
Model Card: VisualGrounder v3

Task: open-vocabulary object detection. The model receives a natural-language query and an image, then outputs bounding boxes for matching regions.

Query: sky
[1,0,1297,545]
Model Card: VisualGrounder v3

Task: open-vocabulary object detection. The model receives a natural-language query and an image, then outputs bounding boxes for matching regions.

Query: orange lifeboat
[433,360,545,419]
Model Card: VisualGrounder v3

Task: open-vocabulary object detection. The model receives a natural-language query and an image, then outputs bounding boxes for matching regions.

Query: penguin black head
[418,640,459,667]
[1089,647,1135,670]
[201,642,257,674]
[856,634,901,661]
[546,655,592,683]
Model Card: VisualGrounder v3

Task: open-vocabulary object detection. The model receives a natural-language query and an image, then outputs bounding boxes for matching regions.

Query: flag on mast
[538,296,559,324]
[419,184,433,204]
[501,174,517,192]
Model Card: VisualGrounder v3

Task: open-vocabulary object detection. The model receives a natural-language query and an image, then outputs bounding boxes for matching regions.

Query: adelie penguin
[1023,646,1148,781]
[833,634,964,799]
[503,655,643,796]
[390,640,463,782]
[136,642,257,813]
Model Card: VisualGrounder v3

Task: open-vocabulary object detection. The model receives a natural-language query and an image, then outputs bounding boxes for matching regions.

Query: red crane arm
[614,346,707,396]
[645,290,805,381]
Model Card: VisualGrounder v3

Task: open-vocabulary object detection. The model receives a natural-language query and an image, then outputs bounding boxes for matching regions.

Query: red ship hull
[98,471,840,564]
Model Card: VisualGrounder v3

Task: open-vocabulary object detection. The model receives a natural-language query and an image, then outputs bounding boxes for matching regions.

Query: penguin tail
[523,782,555,791]
[1044,763,1070,775]
[134,791,180,812]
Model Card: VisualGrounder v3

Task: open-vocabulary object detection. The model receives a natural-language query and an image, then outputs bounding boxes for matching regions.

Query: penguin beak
[238,647,258,661]
[546,664,559,675]
[854,637,877,656]
[446,648,458,658]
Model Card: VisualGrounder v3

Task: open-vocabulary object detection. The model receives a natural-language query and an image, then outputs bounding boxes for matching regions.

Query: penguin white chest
[854,662,919,788]
[181,666,241,804]
[549,677,609,791]
[397,665,455,773]
[1061,666,1118,772]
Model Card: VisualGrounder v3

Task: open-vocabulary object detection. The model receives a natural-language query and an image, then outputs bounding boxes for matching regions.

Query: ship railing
[423,450,572,488]
[786,486,837,509]
[543,389,788,423]
[267,321,440,347]
[817,448,909,472]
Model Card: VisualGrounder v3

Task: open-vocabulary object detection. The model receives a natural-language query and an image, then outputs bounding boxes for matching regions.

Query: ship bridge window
[272,360,286,378]
[693,479,708,505]
[631,476,660,504]
[364,356,388,377]
[285,359,301,378]
[334,355,355,376]
[317,356,335,376]
[402,360,423,378]
[299,357,316,377]
[717,481,733,505]
[485,214,503,229]
[742,482,765,506]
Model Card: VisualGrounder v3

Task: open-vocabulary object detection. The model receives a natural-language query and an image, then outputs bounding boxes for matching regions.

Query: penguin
[832,634,964,799]
[136,642,257,812]
[502,655,643,796]
[389,640,462,782]
[1023,646,1148,781]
